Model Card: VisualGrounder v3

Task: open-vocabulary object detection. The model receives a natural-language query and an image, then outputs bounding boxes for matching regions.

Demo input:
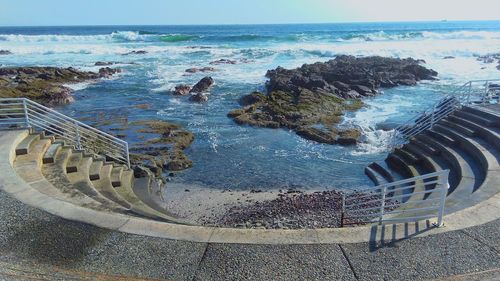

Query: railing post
[467,82,472,104]
[22,99,30,129]
[483,81,489,105]
[430,104,436,129]
[125,142,131,168]
[74,121,82,150]
[436,170,450,227]
[379,186,386,225]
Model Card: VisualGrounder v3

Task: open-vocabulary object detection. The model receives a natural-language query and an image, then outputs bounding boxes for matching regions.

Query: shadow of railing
[368,220,438,252]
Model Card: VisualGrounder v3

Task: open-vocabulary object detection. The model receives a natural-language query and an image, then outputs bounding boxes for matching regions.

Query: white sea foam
[63,81,93,91]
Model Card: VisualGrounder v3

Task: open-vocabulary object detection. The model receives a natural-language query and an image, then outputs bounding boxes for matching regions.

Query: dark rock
[122,50,147,55]
[296,127,337,144]
[443,56,455,59]
[95,61,114,66]
[173,84,191,95]
[210,59,237,65]
[189,93,209,103]
[133,165,151,178]
[185,67,215,73]
[98,67,121,78]
[190,76,214,93]
[0,50,12,55]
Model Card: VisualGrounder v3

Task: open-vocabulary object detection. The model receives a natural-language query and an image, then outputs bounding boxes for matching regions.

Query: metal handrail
[340,170,450,227]
[390,79,500,149]
[0,98,130,167]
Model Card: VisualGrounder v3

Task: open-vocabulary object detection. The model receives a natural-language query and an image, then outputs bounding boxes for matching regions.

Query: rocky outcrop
[129,120,195,175]
[98,67,121,78]
[190,76,214,93]
[172,76,214,102]
[476,53,500,71]
[228,55,438,145]
[0,50,11,55]
[0,66,121,106]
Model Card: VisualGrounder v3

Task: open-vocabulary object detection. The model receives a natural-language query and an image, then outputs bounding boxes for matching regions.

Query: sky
[1,0,500,26]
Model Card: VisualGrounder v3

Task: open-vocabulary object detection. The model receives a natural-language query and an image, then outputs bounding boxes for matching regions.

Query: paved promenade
[0,188,498,281]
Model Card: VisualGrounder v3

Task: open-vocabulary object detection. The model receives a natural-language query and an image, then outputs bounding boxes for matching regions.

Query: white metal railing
[341,170,450,227]
[391,79,500,149]
[0,98,130,167]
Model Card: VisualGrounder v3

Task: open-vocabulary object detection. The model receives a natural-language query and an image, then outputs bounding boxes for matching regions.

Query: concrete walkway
[0,189,498,281]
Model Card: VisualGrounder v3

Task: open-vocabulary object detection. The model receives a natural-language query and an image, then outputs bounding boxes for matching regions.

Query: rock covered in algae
[228,55,438,145]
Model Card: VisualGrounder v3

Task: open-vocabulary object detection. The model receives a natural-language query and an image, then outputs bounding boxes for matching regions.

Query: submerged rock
[0,66,121,106]
[190,76,214,93]
[95,61,114,66]
[228,55,437,144]
[476,53,500,71]
[185,67,215,73]
[189,93,209,103]
[210,59,237,65]
[129,119,195,174]
[0,50,11,55]
[122,50,147,55]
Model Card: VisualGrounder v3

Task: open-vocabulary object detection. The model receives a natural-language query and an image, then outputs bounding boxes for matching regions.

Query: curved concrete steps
[366,105,500,217]
[12,131,190,223]
[91,164,132,209]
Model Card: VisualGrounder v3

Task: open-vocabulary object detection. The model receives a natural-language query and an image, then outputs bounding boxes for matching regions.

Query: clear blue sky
[1,0,499,26]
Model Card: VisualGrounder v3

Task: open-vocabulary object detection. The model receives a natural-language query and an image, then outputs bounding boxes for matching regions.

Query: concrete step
[15,133,40,155]
[385,154,422,202]
[454,111,496,127]
[368,162,395,182]
[393,148,419,164]
[463,106,500,126]
[439,119,476,137]
[114,170,174,221]
[132,176,191,225]
[411,137,440,156]
[14,137,52,170]
[41,147,118,211]
[433,124,494,179]
[364,166,389,186]
[110,166,124,187]
[423,134,478,203]
[42,142,62,164]
[426,129,457,146]
[65,152,82,173]
[89,160,103,181]
[448,114,500,152]
[92,164,132,209]
[402,143,445,200]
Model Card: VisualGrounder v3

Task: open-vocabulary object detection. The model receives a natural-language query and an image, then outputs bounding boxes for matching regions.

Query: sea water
[1,21,500,190]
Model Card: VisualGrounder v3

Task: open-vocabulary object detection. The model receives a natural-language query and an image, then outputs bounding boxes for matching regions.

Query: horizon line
[1,19,500,28]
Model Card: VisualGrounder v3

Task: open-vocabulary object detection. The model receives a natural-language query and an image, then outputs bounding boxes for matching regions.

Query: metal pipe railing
[341,169,450,227]
[390,79,500,150]
[0,98,130,167]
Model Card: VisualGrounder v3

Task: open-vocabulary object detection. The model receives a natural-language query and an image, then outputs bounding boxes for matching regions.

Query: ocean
[1,21,500,190]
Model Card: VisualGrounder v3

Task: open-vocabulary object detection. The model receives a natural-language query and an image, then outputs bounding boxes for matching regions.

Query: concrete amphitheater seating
[365,105,500,216]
